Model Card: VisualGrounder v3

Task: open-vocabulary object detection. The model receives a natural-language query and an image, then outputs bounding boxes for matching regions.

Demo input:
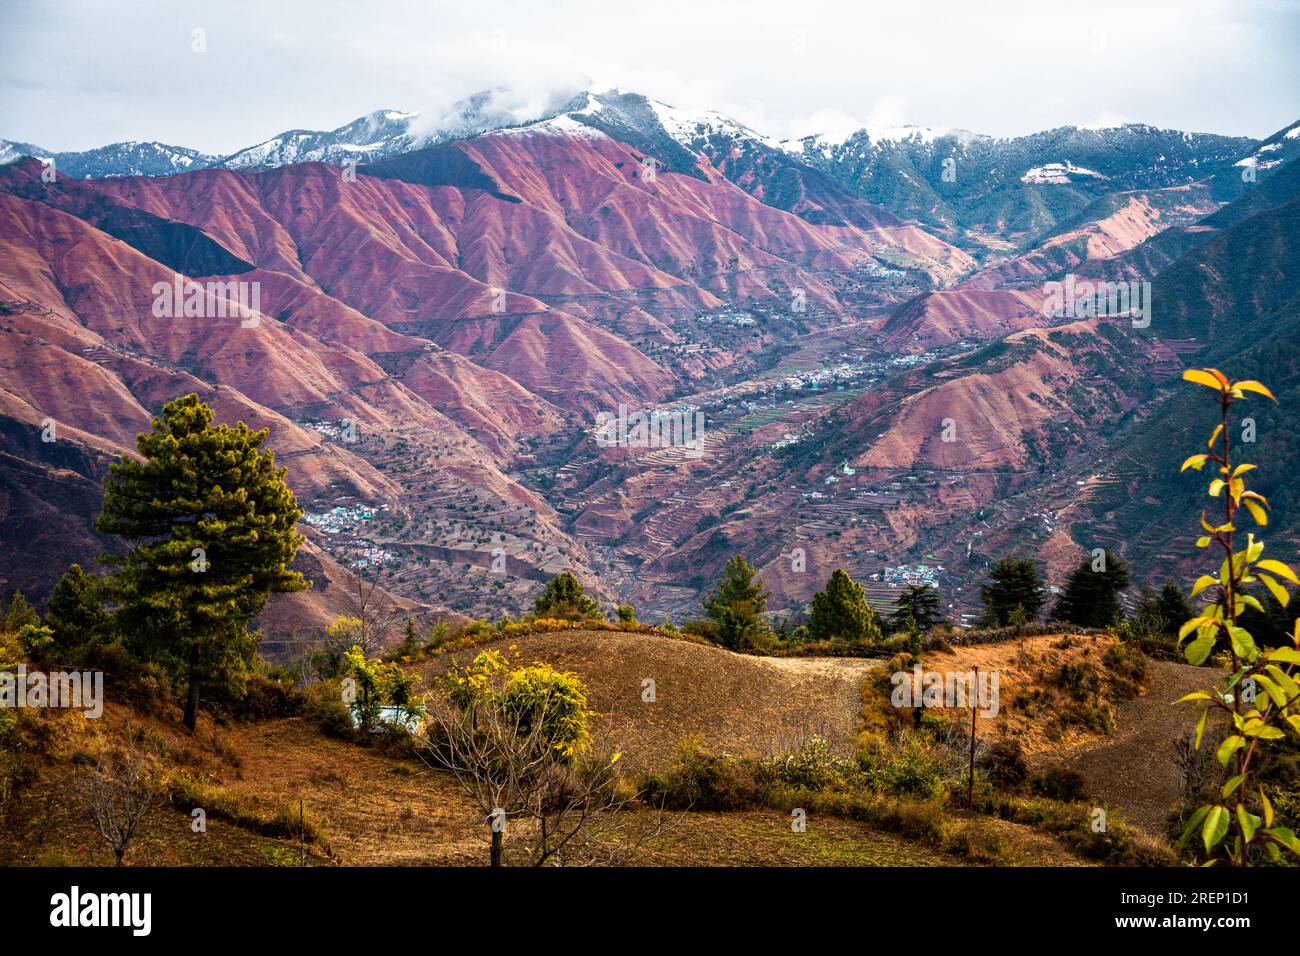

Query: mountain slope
[792,123,1255,250]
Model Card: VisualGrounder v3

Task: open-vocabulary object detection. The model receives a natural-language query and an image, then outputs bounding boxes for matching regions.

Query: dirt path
[1048,659,1211,834]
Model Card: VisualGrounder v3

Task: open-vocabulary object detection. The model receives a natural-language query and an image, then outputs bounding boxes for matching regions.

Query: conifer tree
[96,394,308,730]
[3,592,39,632]
[702,554,770,649]
[533,572,600,620]
[808,568,880,644]
[44,564,113,654]
[979,557,1046,626]
[1050,550,1130,627]
[888,584,943,632]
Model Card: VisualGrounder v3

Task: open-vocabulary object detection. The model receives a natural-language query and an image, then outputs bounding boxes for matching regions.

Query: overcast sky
[2,0,1298,153]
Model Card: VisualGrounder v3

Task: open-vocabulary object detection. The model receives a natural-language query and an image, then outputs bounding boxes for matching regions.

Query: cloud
[0,0,1296,152]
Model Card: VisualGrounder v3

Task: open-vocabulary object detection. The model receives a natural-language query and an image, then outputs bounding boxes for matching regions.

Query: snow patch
[1020,161,1110,184]
[498,114,608,139]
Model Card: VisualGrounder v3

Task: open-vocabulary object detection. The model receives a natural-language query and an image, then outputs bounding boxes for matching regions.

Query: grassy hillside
[2,624,1189,867]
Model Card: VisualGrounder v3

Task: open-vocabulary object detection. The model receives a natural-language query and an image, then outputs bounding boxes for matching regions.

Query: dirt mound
[426,630,875,772]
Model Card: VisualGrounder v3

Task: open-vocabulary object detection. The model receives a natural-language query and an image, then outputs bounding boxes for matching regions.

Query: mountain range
[2,87,1298,638]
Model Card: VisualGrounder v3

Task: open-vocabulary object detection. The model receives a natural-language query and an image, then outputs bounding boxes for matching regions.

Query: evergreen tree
[702,554,770,649]
[1155,583,1195,636]
[533,572,600,620]
[96,394,308,731]
[1133,582,1196,639]
[44,564,113,654]
[808,568,880,645]
[3,592,40,632]
[888,584,943,632]
[979,557,1046,627]
[1050,550,1130,627]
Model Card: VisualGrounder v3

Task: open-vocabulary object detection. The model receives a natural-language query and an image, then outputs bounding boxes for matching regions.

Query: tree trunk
[114,846,124,867]
[490,825,503,867]
[183,646,200,732]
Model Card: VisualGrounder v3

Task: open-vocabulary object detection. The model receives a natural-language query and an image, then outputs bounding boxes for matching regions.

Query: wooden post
[968,666,978,807]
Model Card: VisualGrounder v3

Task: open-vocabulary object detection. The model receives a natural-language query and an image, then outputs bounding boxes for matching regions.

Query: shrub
[1030,766,1087,802]
[766,736,865,791]
[883,738,942,798]
[167,771,328,847]
[229,674,303,721]
[945,821,1005,863]
[303,682,356,740]
[80,641,173,713]
[1102,640,1146,697]
[0,709,48,813]
[980,737,1028,791]
[992,795,1175,866]
[640,736,770,811]
[882,796,946,844]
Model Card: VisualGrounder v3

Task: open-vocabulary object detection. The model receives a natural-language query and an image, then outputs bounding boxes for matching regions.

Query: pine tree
[533,572,600,620]
[3,592,40,632]
[1134,583,1196,639]
[44,564,113,654]
[702,554,770,649]
[888,584,943,632]
[1155,583,1195,637]
[808,568,880,645]
[96,393,308,731]
[1050,550,1130,627]
[979,557,1046,627]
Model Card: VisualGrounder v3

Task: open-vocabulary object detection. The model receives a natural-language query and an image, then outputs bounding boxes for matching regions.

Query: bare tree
[339,568,406,655]
[415,689,665,866]
[74,733,160,867]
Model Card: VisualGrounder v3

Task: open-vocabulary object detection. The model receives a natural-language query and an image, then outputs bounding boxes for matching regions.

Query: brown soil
[1046,658,1215,834]
[423,631,876,773]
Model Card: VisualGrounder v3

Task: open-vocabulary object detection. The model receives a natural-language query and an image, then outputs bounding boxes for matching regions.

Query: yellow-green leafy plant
[343,645,422,731]
[1176,368,1300,865]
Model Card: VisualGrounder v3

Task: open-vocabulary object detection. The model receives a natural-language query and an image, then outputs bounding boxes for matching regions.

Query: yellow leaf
[1244,499,1268,526]
[1233,380,1277,402]
[1232,464,1257,477]
[1182,454,1209,472]
[1183,368,1226,391]
[1191,575,1218,596]
[1257,559,1299,584]
[1207,424,1223,449]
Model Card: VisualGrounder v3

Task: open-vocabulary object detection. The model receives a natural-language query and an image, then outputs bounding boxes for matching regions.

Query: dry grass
[420,630,875,773]
[931,633,1132,753]
[0,628,1187,865]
